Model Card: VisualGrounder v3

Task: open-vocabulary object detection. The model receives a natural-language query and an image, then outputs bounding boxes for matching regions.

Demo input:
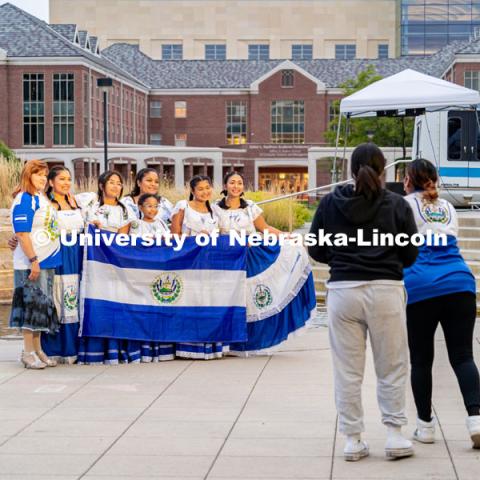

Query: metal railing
[256,158,413,231]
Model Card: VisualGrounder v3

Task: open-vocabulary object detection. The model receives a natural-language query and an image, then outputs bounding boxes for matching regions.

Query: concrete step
[458,238,480,250]
[462,249,480,262]
[313,271,480,296]
[458,213,480,228]
[458,227,480,238]
[314,291,480,314]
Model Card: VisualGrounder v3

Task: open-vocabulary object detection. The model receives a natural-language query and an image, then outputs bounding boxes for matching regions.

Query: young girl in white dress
[128,193,174,363]
[122,168,173,224]
[130,193,170,237]
[170,175,224,359]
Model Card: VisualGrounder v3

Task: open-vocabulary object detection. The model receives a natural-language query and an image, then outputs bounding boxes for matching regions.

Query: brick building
[1,3,480,191]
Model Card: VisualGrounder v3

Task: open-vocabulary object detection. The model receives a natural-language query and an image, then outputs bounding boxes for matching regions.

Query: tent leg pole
[342,115,350,181]
[332,113,343,185]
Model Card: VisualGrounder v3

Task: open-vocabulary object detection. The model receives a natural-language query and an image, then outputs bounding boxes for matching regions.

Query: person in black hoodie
[308,143,418,462]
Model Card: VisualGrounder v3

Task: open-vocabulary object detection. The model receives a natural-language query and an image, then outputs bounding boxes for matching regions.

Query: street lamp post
[97,77,113,172]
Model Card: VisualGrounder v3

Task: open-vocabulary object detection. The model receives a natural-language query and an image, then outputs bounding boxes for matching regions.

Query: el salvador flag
[229,243,317,355]
[80,226,248,343]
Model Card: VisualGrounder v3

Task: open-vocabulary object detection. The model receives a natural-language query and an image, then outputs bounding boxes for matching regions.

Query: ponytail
[350,143,386,201]
[406,159,439,202]
[355,164,382,201]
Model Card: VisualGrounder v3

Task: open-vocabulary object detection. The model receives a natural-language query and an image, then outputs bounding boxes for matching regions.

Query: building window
[292,44,313,60]
[271,100,305,144]
[335,44,356,60]
[23,73,45,146]
[378,44,389,59]
[175,133,187,146]
[281,70,294,87]
[205,44,226,60]
[150,133,162,145]
[83,73,89,146]
[226,101,247,144]
[248,44,269,60]
[175,101,187,118]
[150,100,162,117]
[162,44,183,60]
[328,100,339,131]
[465,71,480,91]
[401,1,478,55]
[53,73,75,145]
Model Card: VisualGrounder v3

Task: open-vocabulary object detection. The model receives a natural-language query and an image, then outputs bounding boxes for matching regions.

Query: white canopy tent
[339,68,480,117]
[332,69,480,181]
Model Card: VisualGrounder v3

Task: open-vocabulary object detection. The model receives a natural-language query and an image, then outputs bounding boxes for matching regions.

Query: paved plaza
[0,318,479,480]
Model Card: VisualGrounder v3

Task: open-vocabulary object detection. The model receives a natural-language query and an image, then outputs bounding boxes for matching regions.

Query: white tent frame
[332,69,480,182]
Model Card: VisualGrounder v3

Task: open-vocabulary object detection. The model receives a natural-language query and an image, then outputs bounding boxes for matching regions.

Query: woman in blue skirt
[212,171,316,356]
[170,175,224,359]
[40,166,85,364]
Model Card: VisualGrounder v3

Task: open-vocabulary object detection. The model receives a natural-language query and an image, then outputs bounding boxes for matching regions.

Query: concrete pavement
[0,318,479,480]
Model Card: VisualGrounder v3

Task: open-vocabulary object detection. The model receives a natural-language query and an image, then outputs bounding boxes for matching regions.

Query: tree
[0,140,17,161]
[325,65,413,158]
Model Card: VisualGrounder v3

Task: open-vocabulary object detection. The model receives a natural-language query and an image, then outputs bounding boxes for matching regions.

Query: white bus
[413,110,480,206]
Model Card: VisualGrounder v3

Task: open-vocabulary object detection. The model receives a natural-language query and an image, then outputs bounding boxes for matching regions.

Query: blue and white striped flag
[80,227,248,343]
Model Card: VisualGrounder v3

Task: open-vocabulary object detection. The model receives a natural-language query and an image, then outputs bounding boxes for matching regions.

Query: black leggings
[407,292,480,422]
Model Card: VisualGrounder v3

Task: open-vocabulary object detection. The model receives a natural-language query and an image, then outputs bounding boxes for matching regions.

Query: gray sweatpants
[327,283,409,435]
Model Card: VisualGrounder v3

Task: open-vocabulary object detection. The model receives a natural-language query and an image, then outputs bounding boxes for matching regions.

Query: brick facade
[450,62,480,88]
[0,64,148,151]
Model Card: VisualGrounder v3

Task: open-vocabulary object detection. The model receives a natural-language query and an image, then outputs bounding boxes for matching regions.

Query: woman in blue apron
[41,166,84,364]
[212,171,316,356]
[403,158,480,448]
[170,175,223,359]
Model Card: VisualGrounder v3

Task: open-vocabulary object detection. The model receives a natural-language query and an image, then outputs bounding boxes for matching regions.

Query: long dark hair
[98,170,127,216]
[189,174,213,217]
[350,143,385,201]
[129,167,159,198]
[218,171,248,210]
[406,158,439,202]
[45,165,78,210]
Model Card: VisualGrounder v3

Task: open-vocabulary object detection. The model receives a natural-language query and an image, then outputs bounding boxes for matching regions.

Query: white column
[385,149,395,183]
[307,152,317,200]
[64,156,75,183]
[136,155,147,172]
[213,154,223,188]
[99,155,106,175]
[175,157,184,190]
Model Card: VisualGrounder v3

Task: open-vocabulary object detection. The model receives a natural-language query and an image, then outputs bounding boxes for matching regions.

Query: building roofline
[250,59,327,93]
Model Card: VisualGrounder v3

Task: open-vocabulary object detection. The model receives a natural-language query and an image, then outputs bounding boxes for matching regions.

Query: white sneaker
[344,434,369,462]
[413,417,435,444]
[466,415,480,449]
[385,426,414,459]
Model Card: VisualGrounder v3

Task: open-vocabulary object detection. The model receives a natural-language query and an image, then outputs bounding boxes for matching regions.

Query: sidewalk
[0,319,479,480]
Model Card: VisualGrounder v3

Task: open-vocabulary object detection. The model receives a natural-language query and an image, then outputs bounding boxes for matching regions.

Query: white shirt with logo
[404,192,458,237]
[212,200,263,235]
[172,200,219,236]
[11,192,61,270]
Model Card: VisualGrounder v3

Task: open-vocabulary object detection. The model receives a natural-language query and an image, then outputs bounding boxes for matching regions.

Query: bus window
[448,117,462,161]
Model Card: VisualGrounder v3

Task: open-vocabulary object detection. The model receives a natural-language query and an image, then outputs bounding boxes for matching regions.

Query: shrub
[245,190,310,230]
